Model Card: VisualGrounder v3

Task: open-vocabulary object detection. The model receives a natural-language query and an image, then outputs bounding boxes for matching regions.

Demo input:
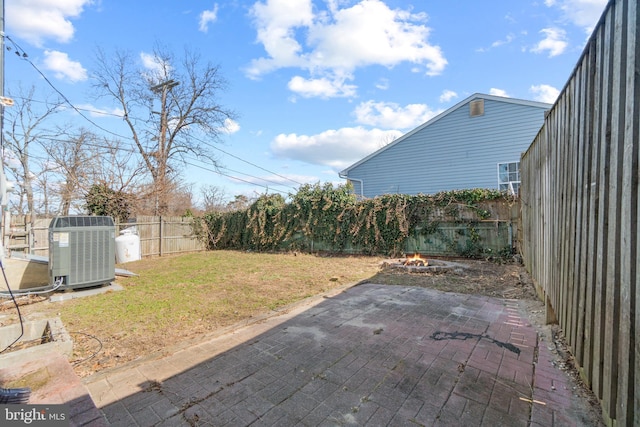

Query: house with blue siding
[339,93,551,198]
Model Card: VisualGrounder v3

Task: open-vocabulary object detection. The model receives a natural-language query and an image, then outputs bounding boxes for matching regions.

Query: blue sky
[4,0,609,205]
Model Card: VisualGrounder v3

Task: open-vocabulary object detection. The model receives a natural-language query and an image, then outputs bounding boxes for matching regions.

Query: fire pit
[403,253,429,267]
[381,254,468,273]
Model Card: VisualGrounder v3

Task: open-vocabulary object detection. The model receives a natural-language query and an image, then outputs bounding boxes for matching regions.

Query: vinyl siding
[344,97,548,198]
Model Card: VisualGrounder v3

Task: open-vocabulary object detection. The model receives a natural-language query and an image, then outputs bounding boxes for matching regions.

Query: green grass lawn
[24,251,383,374]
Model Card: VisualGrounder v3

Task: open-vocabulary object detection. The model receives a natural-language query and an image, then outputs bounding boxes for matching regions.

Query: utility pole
[0,0,7,257]
[150,79,179,215]
[0,0,15,257]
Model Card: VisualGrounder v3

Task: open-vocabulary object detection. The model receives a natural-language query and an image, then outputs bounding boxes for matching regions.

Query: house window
[498,161,520,195]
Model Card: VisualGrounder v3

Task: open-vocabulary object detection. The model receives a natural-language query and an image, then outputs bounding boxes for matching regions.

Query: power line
[185,156,298,191]
[5,36,132,141]
[10,95,125,119]
[4,36,305,192]
[8,95,304,190]
[183,160,289,195]
[190,134,305,187]
[6,133,295,195]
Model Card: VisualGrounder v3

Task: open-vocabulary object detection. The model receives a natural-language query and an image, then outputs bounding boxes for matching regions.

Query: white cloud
[288,75,357,99]
[546,0,608,33]
[75,104,125,118]
[353,101,441,130]
[222,118,240,134]
[199,5,219,33]
[439,90,458,103]
[491,34,515,48]
[140,52,163,73]
[489,88,509,97]
[43,50,87,82]
[140,52,172,81]
[476,26,516,52]
[375,78,390,90]
[247,0,446,98]
[6,0,92,47]
[532,28,568,57]
[246,0,314,76]
[3,150,23,170]
[271,126,403,170]
[530,84,560,103]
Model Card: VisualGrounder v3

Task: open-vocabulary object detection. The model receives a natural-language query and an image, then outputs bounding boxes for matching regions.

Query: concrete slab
[0,257,48,291]
[49,283,124,302]
[0,318,73,367]
[83,284,604,426]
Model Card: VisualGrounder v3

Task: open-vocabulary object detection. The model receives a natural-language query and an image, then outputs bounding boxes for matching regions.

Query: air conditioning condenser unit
[48,216,116,290]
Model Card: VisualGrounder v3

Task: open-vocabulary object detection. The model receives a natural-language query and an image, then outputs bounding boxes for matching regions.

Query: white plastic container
[115,228,141,263]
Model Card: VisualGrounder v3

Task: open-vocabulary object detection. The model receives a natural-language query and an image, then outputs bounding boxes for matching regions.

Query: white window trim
[497,161,520,195]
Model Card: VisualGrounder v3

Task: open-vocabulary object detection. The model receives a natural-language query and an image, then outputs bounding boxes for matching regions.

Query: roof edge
[340,93,551,175]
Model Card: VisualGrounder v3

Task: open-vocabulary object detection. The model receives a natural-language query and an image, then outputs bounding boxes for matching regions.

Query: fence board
[594,5,614,401]
[575,46,592,369]
[521,0,638,424]
[573,59,587,365]
[616,1,639,423]
[602,1,628,417]
[583,31,601,384]
[566,76,578,352]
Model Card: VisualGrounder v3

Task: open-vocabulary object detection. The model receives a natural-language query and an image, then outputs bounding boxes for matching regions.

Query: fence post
[25,218,32,255]
[159,216,163,257]
[2,210,9,253]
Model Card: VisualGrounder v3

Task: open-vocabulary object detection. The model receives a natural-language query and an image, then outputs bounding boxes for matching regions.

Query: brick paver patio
[84,284,602,426]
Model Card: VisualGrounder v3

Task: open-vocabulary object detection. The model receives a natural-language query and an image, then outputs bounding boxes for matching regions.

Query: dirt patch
[367,257,538,300]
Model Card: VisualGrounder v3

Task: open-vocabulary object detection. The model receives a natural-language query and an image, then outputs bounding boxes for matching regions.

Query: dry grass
[2,251,384,375]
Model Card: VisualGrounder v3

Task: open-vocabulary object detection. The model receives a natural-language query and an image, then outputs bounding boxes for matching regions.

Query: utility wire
[191,134,305,187]
[5,134,292,195]
[0,260,24,354]
[4,35,306,191]
[10,95,125,119]
[184,160,290,195]
[185,156,298,191]
[5,36,131,142]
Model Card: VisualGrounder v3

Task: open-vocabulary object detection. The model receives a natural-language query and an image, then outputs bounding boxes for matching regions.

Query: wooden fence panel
[520,0,639,424]
[7,215,205,259]
[132,216,205,257]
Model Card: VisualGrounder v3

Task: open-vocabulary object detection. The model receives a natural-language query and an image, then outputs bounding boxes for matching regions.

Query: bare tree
[3,85,64,216]
[91,43,237,215]
[377,132,398,150]
[226,194,252,212]
[31,156,59,215]
[94,137,145,193]
[44,128,150,216]
[43,129,101,215]
[200,184,228,212]
[132,178,195,216]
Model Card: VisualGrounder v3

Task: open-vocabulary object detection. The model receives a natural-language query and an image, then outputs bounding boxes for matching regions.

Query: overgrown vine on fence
[196,184,515,257]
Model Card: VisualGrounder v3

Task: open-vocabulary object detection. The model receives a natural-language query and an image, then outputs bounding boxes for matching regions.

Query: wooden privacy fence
[6,215,205,259]
[122,216,205,258]
[520,0,638,424]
